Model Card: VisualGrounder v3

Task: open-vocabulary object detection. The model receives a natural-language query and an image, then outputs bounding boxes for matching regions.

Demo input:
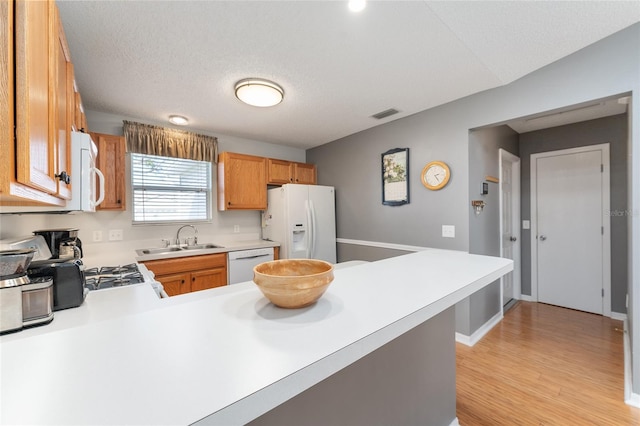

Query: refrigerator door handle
[305,199,312,258]
[309,199,317,258]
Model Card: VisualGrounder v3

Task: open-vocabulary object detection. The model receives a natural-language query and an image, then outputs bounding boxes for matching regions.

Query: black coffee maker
[33,229,83,260]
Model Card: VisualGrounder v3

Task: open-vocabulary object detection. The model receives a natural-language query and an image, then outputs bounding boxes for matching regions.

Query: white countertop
[0,249,512,425]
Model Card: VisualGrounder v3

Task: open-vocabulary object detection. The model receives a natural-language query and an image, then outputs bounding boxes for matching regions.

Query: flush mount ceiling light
[168,115,189,125]
[234,78,284,107]
[348,0,366,12]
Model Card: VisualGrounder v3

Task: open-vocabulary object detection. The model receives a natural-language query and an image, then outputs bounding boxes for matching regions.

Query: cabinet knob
[117,199,121,204]
[181,280,185,284]
[55,171,71,184]
[192,277,195,282]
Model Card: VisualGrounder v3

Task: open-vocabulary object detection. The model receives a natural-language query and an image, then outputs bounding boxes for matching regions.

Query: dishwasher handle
[234,253,271,260]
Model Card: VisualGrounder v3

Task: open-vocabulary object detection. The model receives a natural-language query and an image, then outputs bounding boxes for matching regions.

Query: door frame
[530,143,611,317]
[499,149,521,308]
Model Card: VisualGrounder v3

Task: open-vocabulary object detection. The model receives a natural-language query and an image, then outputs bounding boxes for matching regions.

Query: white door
[531,145,610,315]
[499,149,521,307]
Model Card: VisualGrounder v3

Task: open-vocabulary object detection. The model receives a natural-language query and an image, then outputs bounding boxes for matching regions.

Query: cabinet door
[14,0,57,194]
[190,267,227,292]
[52,6,72,200]
[294,163,317,185]
[218,152,267,210]
[0,0,13,192]
[92,132,126,210]
[267,158,294,185]
[157,272,190,297]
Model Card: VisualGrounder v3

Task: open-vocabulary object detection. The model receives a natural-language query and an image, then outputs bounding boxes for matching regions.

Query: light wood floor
[456,301,640,425]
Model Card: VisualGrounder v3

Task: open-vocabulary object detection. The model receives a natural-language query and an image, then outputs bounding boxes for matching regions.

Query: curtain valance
[123,120,218,163]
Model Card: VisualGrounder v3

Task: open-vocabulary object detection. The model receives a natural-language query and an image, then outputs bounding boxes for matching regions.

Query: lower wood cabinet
[141,253,227,297]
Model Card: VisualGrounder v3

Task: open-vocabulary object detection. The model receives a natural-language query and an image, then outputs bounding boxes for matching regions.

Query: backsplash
[0,209,262,267]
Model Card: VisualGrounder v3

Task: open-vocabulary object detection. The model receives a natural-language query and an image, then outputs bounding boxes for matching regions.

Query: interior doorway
[499,149,521,308]
[530,144,611,316]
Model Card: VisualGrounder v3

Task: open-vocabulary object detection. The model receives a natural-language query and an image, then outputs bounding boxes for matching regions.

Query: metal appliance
[28,259,86,311]
[21,276,54,328]
[83,263,167,298]
[228,248,274,284]
[33,228,83,259]
[0,248,54,334]
[0,249,34,334]
[262,184,337,263]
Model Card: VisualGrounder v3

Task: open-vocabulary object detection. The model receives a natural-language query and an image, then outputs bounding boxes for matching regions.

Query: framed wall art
[381,147,409,206]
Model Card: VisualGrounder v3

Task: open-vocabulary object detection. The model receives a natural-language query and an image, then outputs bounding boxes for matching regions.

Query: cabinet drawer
[142,253,226,276]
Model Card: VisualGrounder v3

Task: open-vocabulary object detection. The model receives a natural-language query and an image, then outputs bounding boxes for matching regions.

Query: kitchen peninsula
[0,249,512,426]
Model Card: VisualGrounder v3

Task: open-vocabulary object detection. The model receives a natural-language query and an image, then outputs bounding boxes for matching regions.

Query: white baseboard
[449,417,461,426]
[611,311,627,321]
[519,294,535,302]
[623,318,640,408]
[456,311,503,347]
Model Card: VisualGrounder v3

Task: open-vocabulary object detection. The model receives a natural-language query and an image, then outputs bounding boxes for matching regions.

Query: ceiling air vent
[371,108,399,120]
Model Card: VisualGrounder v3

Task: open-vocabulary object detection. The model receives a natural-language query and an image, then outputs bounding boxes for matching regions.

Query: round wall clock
[421,161,451,190]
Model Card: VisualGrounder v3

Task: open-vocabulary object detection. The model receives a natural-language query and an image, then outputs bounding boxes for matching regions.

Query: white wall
[0,110,306,267]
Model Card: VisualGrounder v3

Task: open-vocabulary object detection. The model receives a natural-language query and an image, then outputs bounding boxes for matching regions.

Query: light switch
[442,225,455,238]
[522,220,530,230]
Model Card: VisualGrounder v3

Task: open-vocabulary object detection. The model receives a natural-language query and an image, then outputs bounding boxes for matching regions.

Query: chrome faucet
[176,225,198,246]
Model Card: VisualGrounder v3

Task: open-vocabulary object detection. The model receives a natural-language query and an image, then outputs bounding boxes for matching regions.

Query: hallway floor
[456,301,640,425]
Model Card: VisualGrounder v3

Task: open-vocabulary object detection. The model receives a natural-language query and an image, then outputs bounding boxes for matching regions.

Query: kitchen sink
[183,243,222,250]
[136,243,223,256]
[139,247,183,255]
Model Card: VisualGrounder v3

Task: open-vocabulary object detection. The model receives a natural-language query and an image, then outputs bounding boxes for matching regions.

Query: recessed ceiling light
[169,115,189,125]
[235,78,284,107]
[348,0,366,13]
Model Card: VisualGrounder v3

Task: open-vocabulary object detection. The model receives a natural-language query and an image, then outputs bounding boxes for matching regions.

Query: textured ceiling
[57,1,640,149]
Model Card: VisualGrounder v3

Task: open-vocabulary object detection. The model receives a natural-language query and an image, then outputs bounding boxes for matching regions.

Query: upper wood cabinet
[91,132,126,211]
[72,79,88,132]
[293,162,316,185]
[217,152,267,211]
[267,158,316,185]
[1,0,74,206]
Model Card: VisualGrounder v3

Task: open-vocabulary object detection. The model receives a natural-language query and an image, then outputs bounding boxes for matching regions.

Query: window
[131,153,211,223]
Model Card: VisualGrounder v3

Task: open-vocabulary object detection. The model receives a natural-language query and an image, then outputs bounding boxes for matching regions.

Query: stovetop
[84,263,145,291]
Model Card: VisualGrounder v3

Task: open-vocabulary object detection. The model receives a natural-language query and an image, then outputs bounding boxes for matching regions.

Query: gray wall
[249,307,456,426]
[461,125,518,334]
[308,24,640,391]
[519,114,628,313]
[337,243,411,263]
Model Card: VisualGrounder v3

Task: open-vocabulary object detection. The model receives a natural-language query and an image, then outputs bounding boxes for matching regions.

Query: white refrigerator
[262,184,337,263]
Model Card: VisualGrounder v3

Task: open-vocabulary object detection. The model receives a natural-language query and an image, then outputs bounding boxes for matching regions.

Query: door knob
[539,235,547,241]
[509,236,517,242]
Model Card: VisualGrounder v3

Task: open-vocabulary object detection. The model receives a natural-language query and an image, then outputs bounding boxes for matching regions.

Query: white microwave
[1,132,105,214]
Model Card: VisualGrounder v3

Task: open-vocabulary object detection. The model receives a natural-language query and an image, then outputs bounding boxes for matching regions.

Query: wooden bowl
[253,259,334,308]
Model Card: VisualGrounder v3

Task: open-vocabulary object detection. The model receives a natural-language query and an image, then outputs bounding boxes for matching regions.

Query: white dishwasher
[228,248,274,284]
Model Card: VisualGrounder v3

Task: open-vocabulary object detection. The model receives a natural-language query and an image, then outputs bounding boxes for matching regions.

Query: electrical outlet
[233,225,240,233]
[442,225,455,238]
[108,229,123,241]
[92,230,103,242]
